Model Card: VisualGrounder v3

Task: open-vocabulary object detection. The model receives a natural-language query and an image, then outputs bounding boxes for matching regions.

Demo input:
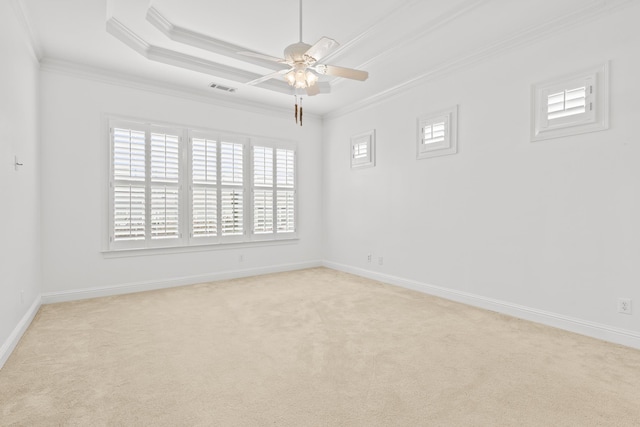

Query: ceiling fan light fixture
[285,68,318,89]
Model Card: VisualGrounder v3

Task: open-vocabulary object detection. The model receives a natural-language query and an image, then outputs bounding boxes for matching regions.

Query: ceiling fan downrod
[298,0,303,43]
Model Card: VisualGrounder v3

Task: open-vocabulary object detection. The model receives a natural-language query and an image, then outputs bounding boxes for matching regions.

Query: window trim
[531,63,609,142]
[249,139,298,241]
[350,130,375,169]
[417,105,458,160]
[106,116,298,254]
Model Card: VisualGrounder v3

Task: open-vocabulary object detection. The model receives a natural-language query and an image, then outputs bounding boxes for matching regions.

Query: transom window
[108,119,297,251]
[350,130,375,169]
[417,106,458,160]
[531,63,609,142]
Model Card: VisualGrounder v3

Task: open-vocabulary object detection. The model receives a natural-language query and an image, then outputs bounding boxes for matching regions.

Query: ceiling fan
[239,0,369,97]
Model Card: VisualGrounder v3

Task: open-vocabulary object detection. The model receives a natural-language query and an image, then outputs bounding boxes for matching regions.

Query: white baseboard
[0,296,42,370]
[324,261,640,350]
[41,260,323,304]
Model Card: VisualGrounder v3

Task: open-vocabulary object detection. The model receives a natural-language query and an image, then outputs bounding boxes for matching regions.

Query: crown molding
[331,0,487,89]
[146,6,288,73]
[9,0,43,62]
[106,17,294,95]
[38,57,321,121]
[324,0,637,121]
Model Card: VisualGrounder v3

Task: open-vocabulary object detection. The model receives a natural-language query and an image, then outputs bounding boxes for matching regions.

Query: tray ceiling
[18,0,634,115]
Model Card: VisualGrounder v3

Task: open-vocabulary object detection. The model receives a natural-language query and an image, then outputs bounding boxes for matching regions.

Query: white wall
[323,7,640,340]
[39,69,323,297]
[0,1,41,364]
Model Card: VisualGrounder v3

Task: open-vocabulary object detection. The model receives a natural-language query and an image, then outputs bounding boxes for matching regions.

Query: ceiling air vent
[209,83,237,93]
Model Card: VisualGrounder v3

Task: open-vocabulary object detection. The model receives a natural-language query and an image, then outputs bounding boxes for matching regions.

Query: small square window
[417,105,458,160]
[351,130,375,169]
[531,63,609,142]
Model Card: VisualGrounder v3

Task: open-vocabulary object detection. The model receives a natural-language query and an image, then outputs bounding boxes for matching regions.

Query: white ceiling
[18,0,630,115]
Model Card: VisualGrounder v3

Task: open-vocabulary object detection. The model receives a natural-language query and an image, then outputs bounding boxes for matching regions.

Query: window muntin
[108,120,297,251]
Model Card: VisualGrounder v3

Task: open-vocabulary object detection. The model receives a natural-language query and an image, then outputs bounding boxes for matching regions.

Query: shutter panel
[150,131,180,239]
[276,149,294,188]
[276,190,295,233]
[253,146,273,187]
[192,138,216,184]
[547,86,586,120]
[151,133,180,183]
[192,187,217,237]
[353,141,368,159]
[113,128,145,181]
[221,142,243,185]
[192,138,217,238]
[221,189,243,235]
[253,190,273,233]
[113,185,145,241]
[151,186,180,238]
[423,121,446,145]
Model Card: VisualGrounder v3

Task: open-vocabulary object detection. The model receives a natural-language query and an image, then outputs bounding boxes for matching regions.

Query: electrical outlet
[618,298,632,315]
[367,253,372,263]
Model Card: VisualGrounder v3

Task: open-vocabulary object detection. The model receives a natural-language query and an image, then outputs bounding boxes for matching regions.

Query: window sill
[102,237,300,258]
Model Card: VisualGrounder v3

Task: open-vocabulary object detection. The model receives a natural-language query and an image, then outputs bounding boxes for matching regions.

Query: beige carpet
[1,268,639,426]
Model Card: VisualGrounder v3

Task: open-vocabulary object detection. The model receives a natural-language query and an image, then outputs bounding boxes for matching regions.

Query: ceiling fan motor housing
[284,42,313,64]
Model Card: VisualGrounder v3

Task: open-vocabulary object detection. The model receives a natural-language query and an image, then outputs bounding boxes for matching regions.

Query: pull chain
[294,95,298,124]
[299,97,303,127]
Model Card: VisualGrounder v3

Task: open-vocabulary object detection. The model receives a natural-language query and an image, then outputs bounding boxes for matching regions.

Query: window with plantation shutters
[252,146,296,237]
[350,130,375,169]
[417,106,457,160]
[108,117,297,252]
[531,63,609,142]
[109,123,183,249]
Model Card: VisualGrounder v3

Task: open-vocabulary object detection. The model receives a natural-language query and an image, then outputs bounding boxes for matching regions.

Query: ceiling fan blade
[303,37,339,64]
[238,51,288,64]
[246,69,289,86]
[318,64,368,81]
[305,84,320,96]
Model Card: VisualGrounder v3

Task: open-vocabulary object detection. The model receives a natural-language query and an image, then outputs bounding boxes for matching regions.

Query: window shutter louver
[113,185,146,240]
[221,189,243,235]
[353,142,368,159]
[192,188,217,237]
[253,190,274,233]
[547,86,587,120]
[253,146,273,187]
[276,190,295,233]
[221,142,243,185]
[192,138,217,238]
[253,146,274,234]
[276,149,294,188]
[151,186,180,238]
[276,148,295,233]
[220,142,244,236]
[192,138,217,184]
[113,128,145,181]
[423,121,446,145]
